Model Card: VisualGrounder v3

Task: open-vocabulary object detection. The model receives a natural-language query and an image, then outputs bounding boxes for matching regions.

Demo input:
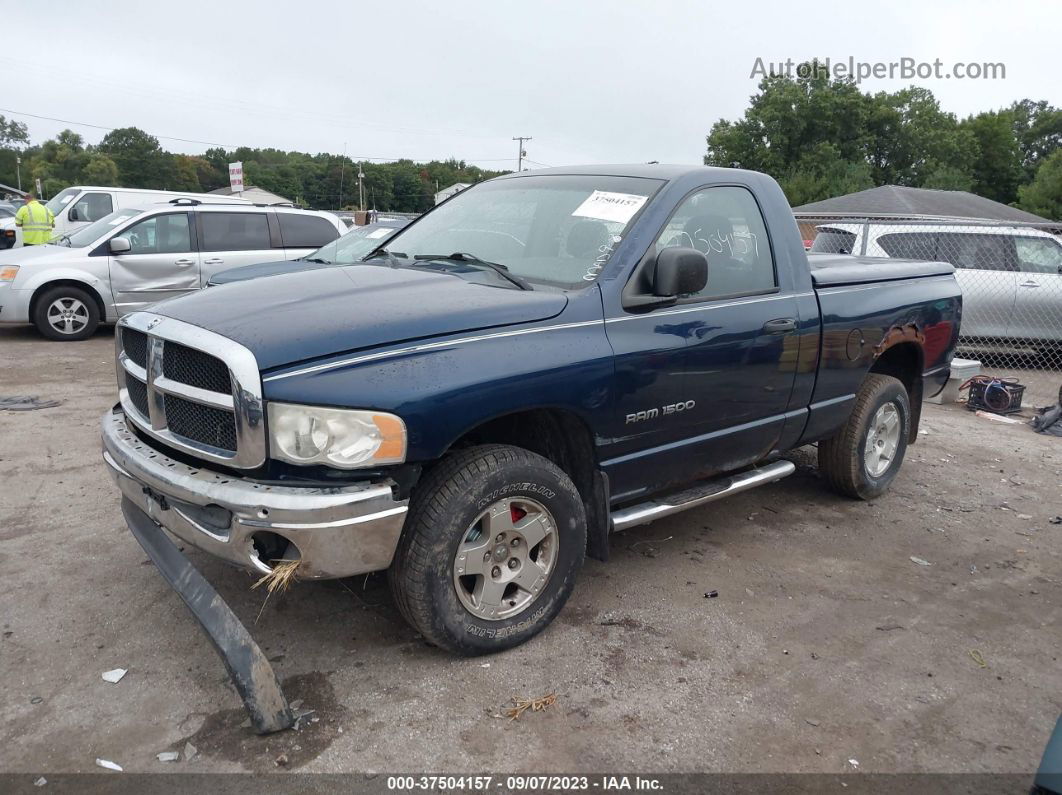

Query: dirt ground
[1,325,1060,778]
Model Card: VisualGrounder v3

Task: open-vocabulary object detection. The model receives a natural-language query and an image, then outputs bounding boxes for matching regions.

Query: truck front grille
[122,328,148,369]
[165,394,238,452]
[115,313,265,468]
[126,376,150,417]
[163,342,232,395]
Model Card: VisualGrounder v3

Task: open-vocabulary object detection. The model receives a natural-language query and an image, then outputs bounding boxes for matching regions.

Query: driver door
[108,212,200,315]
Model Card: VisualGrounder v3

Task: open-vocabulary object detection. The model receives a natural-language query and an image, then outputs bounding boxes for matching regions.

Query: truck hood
[153,264,569,371]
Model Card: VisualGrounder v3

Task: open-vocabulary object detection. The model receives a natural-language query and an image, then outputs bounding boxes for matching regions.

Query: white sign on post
[228,162,244,194]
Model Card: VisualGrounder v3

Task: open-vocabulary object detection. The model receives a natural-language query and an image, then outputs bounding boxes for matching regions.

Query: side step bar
[610,460,796,532]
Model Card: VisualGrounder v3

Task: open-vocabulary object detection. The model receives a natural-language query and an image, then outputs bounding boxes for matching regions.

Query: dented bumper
[101,407,409,579]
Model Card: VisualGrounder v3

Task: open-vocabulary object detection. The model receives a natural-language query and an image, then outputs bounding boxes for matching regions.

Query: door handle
[203,258,224,265]
[174,258,196,266]
[762,317,797,334]
[1019,280,1040,288]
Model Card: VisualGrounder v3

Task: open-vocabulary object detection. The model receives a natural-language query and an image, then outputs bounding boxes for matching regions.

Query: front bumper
[102,407,409,579]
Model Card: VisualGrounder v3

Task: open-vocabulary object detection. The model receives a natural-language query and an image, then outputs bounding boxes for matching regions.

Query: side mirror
[109,237,131,254]
[653,246,708,297]
[68,207,79,222]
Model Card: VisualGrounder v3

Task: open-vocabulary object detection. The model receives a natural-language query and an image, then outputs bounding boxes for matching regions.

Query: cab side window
[72,192,113,223]
[122,214,193,255]
[654,186,776,299]
[200,213,271,251]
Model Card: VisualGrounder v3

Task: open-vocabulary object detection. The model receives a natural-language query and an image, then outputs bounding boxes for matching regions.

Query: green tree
[1011,99,1062,182]
[1017,148,1062,220]
[98,127,176,189]
[0,114,29,148]
[778,142,874,206]
[961,110,1024,204]
[81,153,120,185]
[920,165,974,191]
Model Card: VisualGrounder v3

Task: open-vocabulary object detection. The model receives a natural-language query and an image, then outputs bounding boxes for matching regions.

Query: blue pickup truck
[101,165,960,727]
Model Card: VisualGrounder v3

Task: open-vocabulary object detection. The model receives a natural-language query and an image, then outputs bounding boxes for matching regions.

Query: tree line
[0,120,505,213]
[705,63,1062,219]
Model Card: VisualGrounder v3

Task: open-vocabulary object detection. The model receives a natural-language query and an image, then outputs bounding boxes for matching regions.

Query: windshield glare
[45,188,80,216]
[382,175,662,289]
[313,223,402,264]
[63,208,141,247]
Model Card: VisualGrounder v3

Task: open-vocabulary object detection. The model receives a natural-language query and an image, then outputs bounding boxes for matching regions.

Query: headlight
[267,402,406,468]
[0,265,18,282]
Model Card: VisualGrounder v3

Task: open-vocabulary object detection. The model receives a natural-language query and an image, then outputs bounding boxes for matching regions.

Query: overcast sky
[2,0,1058,170]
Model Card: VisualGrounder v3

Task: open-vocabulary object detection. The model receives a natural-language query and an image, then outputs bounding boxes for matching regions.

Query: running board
[610,460,796,532]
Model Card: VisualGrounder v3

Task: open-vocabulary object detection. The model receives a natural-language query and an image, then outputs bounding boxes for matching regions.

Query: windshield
[63,208,141,247]
[45,188,80,216]
[311,223,404,264]
[380,175,663,289]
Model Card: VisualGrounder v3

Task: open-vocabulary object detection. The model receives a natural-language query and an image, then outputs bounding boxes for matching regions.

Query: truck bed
[807,253,954,287]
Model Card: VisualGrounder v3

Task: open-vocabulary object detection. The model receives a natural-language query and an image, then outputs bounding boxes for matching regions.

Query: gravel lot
[1,325,1060,777]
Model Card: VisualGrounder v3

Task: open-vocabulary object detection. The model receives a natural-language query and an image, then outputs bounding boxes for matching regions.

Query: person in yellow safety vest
[14,192,56,245]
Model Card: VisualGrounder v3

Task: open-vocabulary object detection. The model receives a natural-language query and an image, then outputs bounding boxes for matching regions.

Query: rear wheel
[818,374,911,500]
[32,285,100,341]
[389,444,586,655]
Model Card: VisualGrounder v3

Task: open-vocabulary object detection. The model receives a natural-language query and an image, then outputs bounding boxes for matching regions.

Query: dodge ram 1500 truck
[101,165,960,729]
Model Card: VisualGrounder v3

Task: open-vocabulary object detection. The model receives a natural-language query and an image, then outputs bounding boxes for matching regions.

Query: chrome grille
[122,328,148,369]
[163,342,231,394]
[115,312,265,468]
[126,376,150,417]
[165,394,238,451]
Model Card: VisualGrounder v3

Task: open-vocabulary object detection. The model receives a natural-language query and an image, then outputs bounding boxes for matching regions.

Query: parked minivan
[0,199,344,340]
[811,222,1062,350]
[0,186,251,249]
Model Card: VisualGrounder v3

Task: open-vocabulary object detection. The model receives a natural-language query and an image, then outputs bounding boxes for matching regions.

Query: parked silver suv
[0,199,345,340]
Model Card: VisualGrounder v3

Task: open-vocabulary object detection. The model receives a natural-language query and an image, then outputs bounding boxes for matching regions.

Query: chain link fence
[796,214,1062,405]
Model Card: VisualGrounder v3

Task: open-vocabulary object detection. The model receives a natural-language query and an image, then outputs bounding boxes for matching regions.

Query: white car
[0,186,251,249]
[0,200,345,340]
[811,222,1062,349]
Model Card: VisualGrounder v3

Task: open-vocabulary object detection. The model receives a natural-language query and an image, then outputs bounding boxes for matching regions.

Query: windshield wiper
[303,257,332,264]
[362,248,404,267]
[413,252,533,291]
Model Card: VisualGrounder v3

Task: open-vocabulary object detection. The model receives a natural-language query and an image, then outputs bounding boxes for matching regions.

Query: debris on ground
[910,556,931,566]
[289,699,303,711]
[805,718,820,727]
[505,692,557,720]
[876,623,904,632]
[0,396,62,411]
[974,410,1021,424]
[274,753,289,767]
[1049,516,1062,525]
[156,751,179,762]
[704,590,719,598]
[1031,402,1062,436]
[848,758,860,768]
[33,776,46,787]
[293,709,317,730]
[480,663,490,668]
[969,650,988,669]
[94,758,122,771]
[1016,514,1033,520]
[101,668,127,684]
[183,742,197,762]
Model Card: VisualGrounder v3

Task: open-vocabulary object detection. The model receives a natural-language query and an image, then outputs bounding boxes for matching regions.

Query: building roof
[793,184,1049,223]
[209,185,292,204]
[0,182,27,197]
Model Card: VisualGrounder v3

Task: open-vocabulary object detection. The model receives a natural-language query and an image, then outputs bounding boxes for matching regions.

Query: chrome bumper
[102,408,408,579]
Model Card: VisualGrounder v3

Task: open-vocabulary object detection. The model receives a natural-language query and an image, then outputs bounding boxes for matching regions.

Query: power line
[0,106,237,148]
[512,135,533,172]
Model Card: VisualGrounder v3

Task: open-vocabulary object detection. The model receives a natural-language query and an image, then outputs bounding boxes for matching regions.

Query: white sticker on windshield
[366,227,392,239]
[59,195,74,204]
[108,217,126,225]
[571,190,648,224]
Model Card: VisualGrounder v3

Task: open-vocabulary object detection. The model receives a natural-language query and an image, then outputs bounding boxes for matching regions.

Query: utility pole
[512,136,532,172]
[15,156,21,191]
[337,142,347,209]
[357,163,365,211]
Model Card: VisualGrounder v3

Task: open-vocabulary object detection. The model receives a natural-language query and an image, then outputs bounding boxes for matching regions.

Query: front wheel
[818,374,911,500]
[389,444,586,655]
[32,285,100,341]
